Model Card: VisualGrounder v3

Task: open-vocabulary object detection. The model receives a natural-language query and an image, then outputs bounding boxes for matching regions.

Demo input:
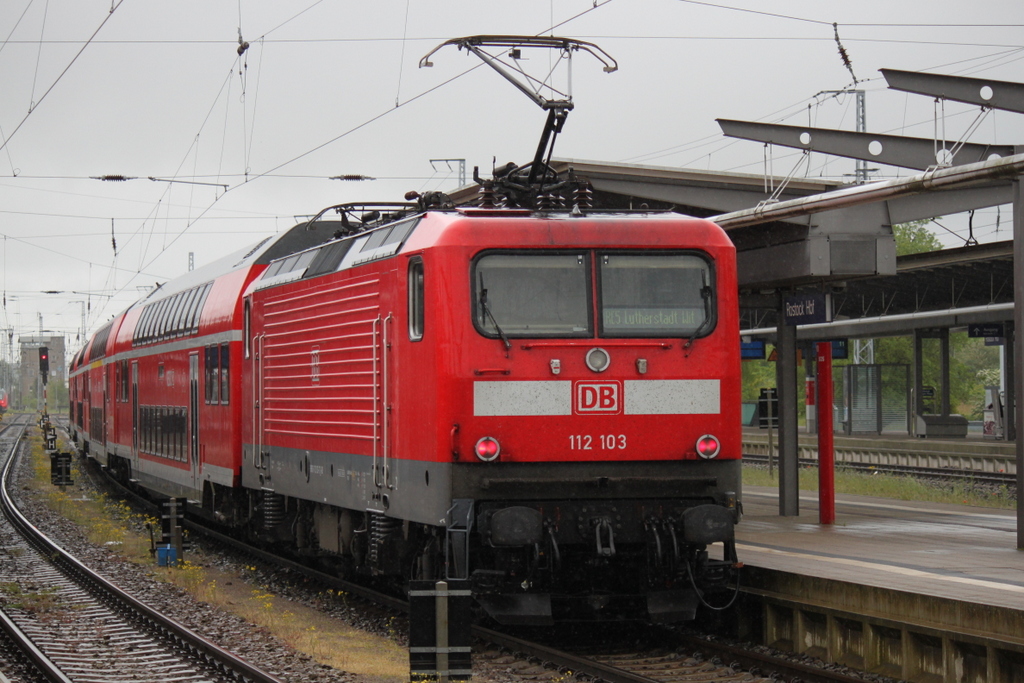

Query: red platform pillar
[816,342,835,525]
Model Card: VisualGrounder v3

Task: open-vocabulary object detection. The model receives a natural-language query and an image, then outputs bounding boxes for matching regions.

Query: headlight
[585,347,611,373]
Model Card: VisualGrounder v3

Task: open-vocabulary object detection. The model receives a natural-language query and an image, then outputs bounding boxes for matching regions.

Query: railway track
[482,623,888,683]
[0,417,288,683]
[742,451,1017,486]
[71,431,886,683]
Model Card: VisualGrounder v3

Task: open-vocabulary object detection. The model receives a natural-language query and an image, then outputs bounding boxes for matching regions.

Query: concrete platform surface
[737,486,1024,612]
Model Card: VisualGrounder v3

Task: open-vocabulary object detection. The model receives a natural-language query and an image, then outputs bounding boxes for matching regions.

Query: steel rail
[742,452,1016,485]
[0,419,74,683]
[2,423,287,683]
[672,631,887,683]
[741,435,1017,475]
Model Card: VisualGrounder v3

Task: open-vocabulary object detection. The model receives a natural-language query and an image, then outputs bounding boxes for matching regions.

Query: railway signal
[38,346,50,383]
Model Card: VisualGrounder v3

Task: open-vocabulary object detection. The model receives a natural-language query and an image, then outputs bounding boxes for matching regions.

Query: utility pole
[429,159,467,188]
[854,90,868,184]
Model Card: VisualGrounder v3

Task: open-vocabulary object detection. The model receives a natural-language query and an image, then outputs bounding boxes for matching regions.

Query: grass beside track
[743,463,1016,509]
[25,433,407,683]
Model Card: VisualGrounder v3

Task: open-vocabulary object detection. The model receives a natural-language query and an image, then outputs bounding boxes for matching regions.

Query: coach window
[408,258,424,341]
[155,298,171,340]
[473,252,591,337]
[205,345,219,404]
[141,304,158,342]
[219,343,230,404]
[173,289,195,335]
[243,299,251,359]
[598,253,714,338]
[165,294,183,337]
[187,283,212,334]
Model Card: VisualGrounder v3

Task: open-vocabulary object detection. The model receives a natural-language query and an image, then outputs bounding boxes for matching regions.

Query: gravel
[7,442,355,683]
[5,434,533,683]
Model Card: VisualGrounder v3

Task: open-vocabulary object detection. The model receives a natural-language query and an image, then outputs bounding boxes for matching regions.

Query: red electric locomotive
[70,180,742,624]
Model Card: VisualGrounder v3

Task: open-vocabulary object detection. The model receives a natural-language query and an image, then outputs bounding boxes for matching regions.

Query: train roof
[67,221,345,359]
[132,220,341,308]
[246,208,731,296]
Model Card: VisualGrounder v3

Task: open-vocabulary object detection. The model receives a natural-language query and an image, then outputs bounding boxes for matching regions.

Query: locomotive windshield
[473,251,714,339]
[475,253,591,336]
[599,253,712,337]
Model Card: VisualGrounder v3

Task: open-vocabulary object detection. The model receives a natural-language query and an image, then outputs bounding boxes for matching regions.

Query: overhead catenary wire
[2,1,1017,337]
[0,0,126,155]
[242,37,266,180]
[395,0,411,107]
[0,0,35,58]
[82,0,619,330]
[0,229,166,280]
[672,0,1024,29]
[674,0,831,26]
[623,40,1015,173]
[29,0,49,112]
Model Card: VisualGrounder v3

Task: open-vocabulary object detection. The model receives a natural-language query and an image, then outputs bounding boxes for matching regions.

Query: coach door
[103,365,111,445]
[131,362,139,468]
[189,352,200,489]
[252,332,266,470]
[102,366,109,446]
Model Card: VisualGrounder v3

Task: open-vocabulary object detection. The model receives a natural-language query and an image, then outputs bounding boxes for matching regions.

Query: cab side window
[408,258,424,341]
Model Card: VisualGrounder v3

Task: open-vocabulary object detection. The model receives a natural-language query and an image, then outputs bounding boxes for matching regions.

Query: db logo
[575,381,621,414]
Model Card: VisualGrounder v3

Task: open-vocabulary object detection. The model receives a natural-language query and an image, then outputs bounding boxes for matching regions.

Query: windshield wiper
[479,274,511,357]
[683,271,713,354]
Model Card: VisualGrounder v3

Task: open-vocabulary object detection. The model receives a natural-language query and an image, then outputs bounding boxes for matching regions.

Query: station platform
[732,486,1024,680]
[738,486,1023,610]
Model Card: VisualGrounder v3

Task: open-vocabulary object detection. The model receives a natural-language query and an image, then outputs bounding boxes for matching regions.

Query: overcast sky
[1,0,1022,351]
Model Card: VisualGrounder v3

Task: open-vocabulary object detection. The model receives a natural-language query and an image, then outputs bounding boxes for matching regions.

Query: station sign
[784,293,829,325]
[968,323,1004,339]
[740,340,766,360]
[810,339,848,360]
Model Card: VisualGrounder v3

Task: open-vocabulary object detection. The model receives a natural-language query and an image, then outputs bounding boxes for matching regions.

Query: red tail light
[696,434,720,459]
[475,437,501,462]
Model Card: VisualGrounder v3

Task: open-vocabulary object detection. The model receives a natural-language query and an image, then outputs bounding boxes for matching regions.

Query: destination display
[603,307,702,332]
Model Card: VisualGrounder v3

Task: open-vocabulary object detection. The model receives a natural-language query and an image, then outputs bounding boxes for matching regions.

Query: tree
[893,220,942,256]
